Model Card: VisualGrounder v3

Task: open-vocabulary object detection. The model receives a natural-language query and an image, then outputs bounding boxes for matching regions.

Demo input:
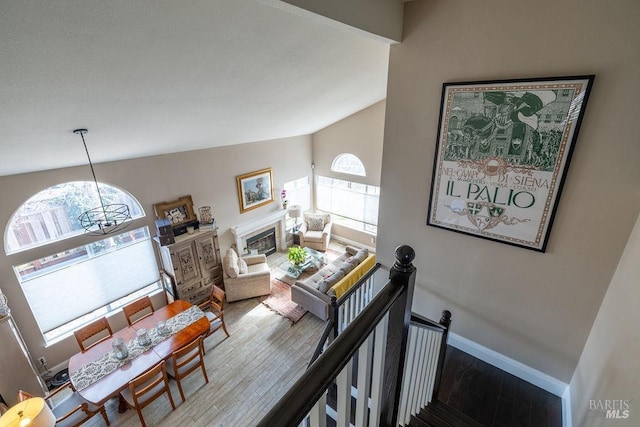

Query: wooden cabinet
[154,228,223,306]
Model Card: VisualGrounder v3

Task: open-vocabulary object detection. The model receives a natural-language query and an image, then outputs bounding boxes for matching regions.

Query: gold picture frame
[236,168,274,213]
[153,195,197,226]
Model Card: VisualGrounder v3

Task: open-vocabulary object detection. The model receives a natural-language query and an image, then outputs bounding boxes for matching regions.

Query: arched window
[331,153,366,176]
[5,182,160,345]
[5,181,144,254]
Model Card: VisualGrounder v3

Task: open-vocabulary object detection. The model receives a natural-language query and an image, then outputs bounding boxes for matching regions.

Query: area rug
[258,279,307,323]
[261,247,345,323]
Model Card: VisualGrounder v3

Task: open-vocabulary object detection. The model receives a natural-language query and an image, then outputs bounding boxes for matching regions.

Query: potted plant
[287,246,307,266]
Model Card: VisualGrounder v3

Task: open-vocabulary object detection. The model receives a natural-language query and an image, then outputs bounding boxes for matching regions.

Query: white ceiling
[0,1,390,177]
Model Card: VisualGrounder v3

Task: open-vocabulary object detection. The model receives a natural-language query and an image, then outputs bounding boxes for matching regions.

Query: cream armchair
[223,248,271,302]
[298,212,332,251]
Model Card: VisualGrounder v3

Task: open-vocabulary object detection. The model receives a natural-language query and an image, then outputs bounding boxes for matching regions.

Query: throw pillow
[307,215,325,231]
[352,248,369,264]
[317,270,345,294]
[340,259,358,275]
[225,248,239,278]
[238,257,248,274]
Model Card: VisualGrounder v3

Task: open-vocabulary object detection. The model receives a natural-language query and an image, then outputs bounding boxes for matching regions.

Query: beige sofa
[291,246,376,320]
[223,248,271,302]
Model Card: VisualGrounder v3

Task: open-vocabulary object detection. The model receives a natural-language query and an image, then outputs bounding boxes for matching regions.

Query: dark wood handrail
[257,278,404,427]
[410,312,447,332]
[257,246,416,427]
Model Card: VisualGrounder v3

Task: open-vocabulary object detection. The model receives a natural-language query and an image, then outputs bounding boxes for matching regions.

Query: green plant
[287,246,307,265]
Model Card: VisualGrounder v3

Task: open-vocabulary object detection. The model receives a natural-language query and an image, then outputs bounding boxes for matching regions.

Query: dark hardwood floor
[436,346,562,427]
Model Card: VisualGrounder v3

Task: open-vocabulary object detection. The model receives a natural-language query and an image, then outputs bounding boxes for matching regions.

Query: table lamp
[288,205,303,232]
[0,397,55,427]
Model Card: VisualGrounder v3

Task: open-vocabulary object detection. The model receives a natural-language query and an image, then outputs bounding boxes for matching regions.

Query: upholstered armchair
[222,248,271,302]
[298,212,332,251]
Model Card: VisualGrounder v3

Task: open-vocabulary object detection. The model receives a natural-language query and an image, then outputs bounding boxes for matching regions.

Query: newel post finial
[392,245,415,273]
[440,310,452,328]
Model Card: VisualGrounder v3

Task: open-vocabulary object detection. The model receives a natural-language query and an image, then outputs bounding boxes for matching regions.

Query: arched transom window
[331,153,366,176]
[5,181,144,254]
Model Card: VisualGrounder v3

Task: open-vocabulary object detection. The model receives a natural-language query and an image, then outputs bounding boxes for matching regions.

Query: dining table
[68,300,210,412]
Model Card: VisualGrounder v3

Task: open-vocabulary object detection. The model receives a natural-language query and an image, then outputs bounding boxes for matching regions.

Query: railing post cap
[393,245,415,272]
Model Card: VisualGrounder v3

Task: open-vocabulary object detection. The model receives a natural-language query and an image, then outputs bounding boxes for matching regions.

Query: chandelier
[74,129,132,235]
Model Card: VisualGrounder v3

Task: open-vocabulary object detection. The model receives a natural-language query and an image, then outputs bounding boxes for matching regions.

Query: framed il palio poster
[427,75,595,252]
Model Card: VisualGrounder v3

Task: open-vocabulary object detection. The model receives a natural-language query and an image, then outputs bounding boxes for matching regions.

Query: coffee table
[281,247,326,279]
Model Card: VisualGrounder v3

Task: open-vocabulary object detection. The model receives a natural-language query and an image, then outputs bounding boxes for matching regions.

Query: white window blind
[316,176,379,227]
[19,237,159,334]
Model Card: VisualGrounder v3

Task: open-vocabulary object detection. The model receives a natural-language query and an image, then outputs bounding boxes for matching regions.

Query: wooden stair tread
[410,401,483,427]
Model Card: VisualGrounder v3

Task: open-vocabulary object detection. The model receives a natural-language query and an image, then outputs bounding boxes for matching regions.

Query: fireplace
[230,210,288,256]
[246,227,277,256]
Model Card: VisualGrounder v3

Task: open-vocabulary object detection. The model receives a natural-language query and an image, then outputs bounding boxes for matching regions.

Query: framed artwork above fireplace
[236,168,275,213]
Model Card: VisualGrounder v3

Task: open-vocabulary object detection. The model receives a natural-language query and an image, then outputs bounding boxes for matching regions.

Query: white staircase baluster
[369,313,388,427]
[309,393,327,427]
[355,335,374,426]
[337,358,353,427]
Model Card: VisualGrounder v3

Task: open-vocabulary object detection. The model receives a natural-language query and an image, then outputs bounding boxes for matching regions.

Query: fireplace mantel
[231,210,288,254]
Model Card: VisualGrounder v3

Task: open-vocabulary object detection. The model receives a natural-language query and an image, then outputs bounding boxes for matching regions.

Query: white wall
[0,135,312,369]
[312,100,385,247]
[569,211,640,425]
[378,0,640,382]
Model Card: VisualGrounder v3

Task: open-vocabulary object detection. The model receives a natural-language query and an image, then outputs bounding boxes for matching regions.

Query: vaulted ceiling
[0,1,392,177]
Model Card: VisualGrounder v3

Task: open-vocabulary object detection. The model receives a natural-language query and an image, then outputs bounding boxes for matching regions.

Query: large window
[6,182,158,345]
[316,175,379,234]
[283,176,311,211]
[283,176,311,231]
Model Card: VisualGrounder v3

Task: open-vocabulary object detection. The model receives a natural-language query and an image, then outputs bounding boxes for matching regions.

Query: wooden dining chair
[123,295,154,326]
[198,285,230,339]
[18,382,110,427]
[73,317,113,352]
[120,360,176,427]
[165,336,209,402]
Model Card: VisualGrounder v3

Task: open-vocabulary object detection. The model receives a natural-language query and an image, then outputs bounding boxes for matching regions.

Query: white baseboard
[447,332,568,397]
[331,234,376,253]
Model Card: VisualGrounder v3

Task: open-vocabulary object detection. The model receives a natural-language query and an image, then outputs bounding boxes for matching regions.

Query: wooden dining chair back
[198,285,230,338]
[165,336,209,402]
[18,382,110,427]
[73,317,113,352]
[120,360,175,427]
[123,296,154,326]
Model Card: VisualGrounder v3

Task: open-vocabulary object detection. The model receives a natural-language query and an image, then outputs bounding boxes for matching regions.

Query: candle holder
[156,320,169,336]
[112,338,128,360]
[198,206,213,224]
[136,328,151,346]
